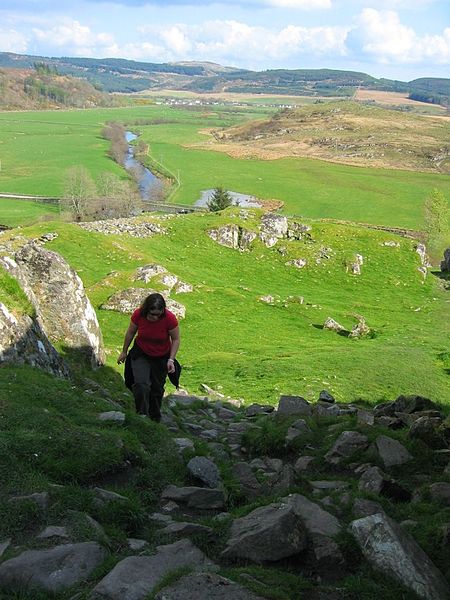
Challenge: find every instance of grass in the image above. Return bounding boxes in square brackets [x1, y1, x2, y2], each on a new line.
[0, 103, 449, 229]
[4, 207, 449, 407]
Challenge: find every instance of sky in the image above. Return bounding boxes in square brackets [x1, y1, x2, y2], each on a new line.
[0, 0, 449, 81]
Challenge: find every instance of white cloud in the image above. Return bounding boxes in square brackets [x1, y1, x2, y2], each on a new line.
[0, 28, 28, 53]
[349, 8, 450, 65]
[137, 20, 347, 65]
[31, 19, 114, 56]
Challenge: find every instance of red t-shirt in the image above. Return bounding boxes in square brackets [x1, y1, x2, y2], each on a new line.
[131, 308, 178, 357]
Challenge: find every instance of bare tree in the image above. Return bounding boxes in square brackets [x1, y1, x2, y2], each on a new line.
[61, 166, 97, 221]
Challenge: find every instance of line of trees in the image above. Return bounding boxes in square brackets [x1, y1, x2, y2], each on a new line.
[102, 122, 128, 165]
[60, 166, 142, 222]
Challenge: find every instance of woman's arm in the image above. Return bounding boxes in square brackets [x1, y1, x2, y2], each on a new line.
[117, 321, 138, 364]
[167, 326, 180, 373]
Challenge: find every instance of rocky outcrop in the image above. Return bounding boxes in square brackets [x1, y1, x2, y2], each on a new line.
[208, 225, 257, 251]
[1, 243, 105, 368]
[0, 302, 69, 377]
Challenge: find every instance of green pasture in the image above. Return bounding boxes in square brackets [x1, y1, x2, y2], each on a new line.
[10, 209, 450, 407]
[0, 104, 449, 229]
[0, 197, 59, 227]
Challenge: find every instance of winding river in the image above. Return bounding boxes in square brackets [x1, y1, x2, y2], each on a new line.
[124, 132, 161, 200]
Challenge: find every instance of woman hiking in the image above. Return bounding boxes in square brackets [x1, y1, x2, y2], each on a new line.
[117, 292, 180, 422]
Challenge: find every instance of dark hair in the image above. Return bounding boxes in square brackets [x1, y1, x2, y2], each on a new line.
[140, 293, 166, 318]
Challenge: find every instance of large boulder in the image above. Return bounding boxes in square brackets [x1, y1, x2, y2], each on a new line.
[350, 513, 449, 600]
[222, 500, 306, 562]
[2, 243, 104, 368]
[90, 539, 213, 600]
[208, 226, 256, 251]
[374, 435, 413, 468]
[283, 494, 341, 537]
[0, 302, 69, 377]
[0, 542, 106, 594]
[324, 431, 369, 465]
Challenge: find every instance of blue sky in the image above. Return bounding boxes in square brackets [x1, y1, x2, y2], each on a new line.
[1, 0, 449, 81]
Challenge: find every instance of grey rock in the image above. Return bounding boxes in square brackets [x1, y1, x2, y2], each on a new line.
[90, 539, 213, 600]
[232, 462, 264, 500]
[187, 456, 221, 489]
[98, 411, 126, 424]
[161, 485, 225, 510]
[93, 488, 128, 506]
[357, 409, 375, 426]
[309, 480, 350, 491]
[261, 213, 288, 237]
[284, 493, 341, 537]
[161, 522, 213, 536]
[409, 417, 447, 449]
[78, 218, 165, 238]
[352, 498, 386, 519]
[173, 438, 195, 454]
[392, 395, 439, 414]
[0, 540, 11, 558]
[134, 263, 167, 283]
[11, 243, 104, 367]
[245, 403, 274, 417]
[429, 482, 450, 506]
[127, 538, 148, 551]
[222, 501, 306, 562]
[294, 456, 316, 473]
[325, 431, 369, 465]
[154, 572, 265, 600]
[166, 394, 207, 407]
[277, 395, 312, 416]
[9, 492, 49, 511]
[37, 526, 70, 540]
[350, 513, 449, 600]
[309, 533, 345, 582]
[319, 390, 335, 403]
[285, 418, 311, 444]
[0, 302, 69, 377]
[374, 435, 413, 468]
[323, 317, 345, 332]
[0, 542, 105, 593]
[358, 466, 411, 502]
[440, 247, 450, 272]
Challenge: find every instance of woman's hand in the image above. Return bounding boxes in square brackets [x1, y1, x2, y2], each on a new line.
[117, 351, 128, 364]
[167, 358, 175, 373]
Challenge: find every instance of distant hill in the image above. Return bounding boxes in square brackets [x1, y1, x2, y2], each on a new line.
[0, 63, 120, 110]
[0, 52, 449, 105]
[206, 100, 450, 173]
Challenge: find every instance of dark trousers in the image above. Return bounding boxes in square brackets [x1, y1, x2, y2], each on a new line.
[130, 354, 167, 422]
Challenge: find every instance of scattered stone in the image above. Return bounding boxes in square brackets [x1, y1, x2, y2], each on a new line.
[154, 572, 265, 600]
[187, 457, 221, 489]
[357, 409, 375, 426]
[127, 538, 148, 551]
[9, 492, 49, 511]
[392, 395, 439, 414]
[134, 264, 167, 283]
[352, 498, 386, 519]
[101, 288, 186, 319]
[173, 438, 195, 454]
[294, 456, 316, 474]
[348, 316, 370, 338]
[325, 431, 369, 465]
[319, 390, 335, 403]
[323, 317, 345, 332]
[245, 404, 274, 417]
[161, 522, 213, 536]
[284, 494, 341, 537]
[374, 435, 413, 468]
[409, 417, 447, 449]
[161, 485, 225, 510]
[277, 395, 312, 416]
[93, 488, 128, 506]
[358, 466, 411, 502]
[350, 513, 449, 600]
[285, 258, 307, 269]
[429, 483, 450, 506]
[98, 411, 126, 424]
[232, 462, 264, 501]
[285, 419, 311, 444]
[78, 217, 165, 238]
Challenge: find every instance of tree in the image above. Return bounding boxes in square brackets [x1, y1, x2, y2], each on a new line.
[61, 166, 97, 221]
[207, 187, 233, 212]
[424, 188, 449, 255]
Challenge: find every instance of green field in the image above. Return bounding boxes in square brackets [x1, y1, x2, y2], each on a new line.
[0, 104, 449, 230]
[6, 209, 449, 406]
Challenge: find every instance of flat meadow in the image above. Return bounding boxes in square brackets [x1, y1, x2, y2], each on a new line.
[0, 102, 449, 230]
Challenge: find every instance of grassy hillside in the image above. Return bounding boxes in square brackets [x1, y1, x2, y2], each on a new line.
[212, 100, 450, 173]
[3, 209, 449, 407]
[0, 67, 119, 111]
